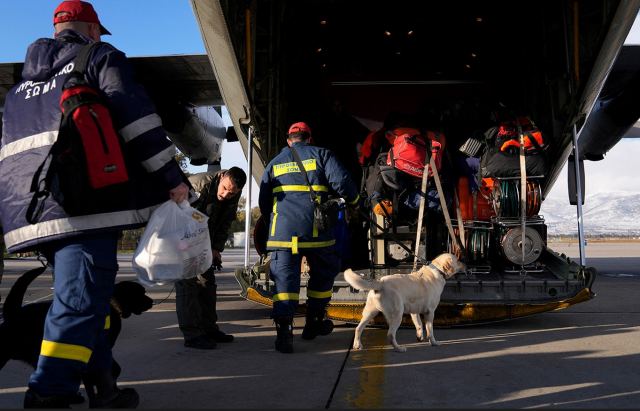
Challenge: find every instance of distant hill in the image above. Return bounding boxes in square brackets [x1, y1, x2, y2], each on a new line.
[540, 191, 640, 236]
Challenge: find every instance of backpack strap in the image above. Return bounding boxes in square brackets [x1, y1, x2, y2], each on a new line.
[288, 145, 319, 204]
[25, 155, 54, 224]
[67, 42, 102, 83]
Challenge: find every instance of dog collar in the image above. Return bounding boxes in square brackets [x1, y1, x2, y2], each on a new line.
[110, 299, 123, 317]
[429, 263, 447, 279]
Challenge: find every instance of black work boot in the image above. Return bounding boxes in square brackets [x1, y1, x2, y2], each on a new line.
[184, 335, 217, 349]
[90, 388, 139, 409]
[274, 316, 294, 353]
[24, 389, 71, 409]
[302, 309, 334, 340]
[85, 369, 140, 408]
[206, 328, 234, 343]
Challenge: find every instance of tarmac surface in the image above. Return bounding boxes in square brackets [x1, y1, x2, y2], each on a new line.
[0, 240, 639, 409]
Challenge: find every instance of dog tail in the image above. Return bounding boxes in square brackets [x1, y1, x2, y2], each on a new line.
[343, 268, 382, 291]
[2, 265, 47, 322]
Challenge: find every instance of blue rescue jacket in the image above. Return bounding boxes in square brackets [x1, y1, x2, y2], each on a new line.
[258, 142, 359, 253]
[0, 30, 184, 252]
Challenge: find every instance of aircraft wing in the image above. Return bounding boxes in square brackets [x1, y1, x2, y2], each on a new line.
[1, 54, 221, 109]
[577, 45, 640, 161]
[128, 54, 222, 107]
[1, 54, 227, 165]
[624, 120, 640, 138]
[0, 61, 22, 108]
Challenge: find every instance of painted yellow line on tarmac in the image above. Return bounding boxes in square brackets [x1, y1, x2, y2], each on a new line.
[346, 328, 387, 408]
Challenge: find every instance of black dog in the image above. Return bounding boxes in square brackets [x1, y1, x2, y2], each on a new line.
[0, 265, 153, 404]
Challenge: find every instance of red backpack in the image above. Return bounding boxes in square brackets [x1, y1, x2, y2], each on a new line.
[387, 128, 445, 178]
[27, 42, 129, 222]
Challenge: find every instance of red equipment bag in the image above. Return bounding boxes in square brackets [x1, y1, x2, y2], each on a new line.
[59, 84, 128, 189]
[387, 129, 445, 178]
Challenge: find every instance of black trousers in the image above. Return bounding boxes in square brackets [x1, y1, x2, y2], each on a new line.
[175, 266, 219, 340]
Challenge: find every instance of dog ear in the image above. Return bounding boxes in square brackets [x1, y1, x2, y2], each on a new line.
[440, 254, 454, 273]
[111, 281, 154, 318]
[118, 300, 133, 318]
[132, 296, 154, 315]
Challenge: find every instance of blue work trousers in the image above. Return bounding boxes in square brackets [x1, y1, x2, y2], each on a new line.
[28, 232, 119, 397]
[270, 247, 339, 318]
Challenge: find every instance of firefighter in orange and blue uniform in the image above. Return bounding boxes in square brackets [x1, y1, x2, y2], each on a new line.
[258, 122, 359, 353]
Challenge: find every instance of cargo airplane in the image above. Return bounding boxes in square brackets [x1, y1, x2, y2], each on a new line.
[1, 0, 639, 326]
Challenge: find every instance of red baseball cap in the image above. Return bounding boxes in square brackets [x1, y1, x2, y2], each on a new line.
[53, 1, 111, 35]
[288, 122, 312, 136]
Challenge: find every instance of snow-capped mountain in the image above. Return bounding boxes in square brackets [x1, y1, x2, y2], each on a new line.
[540, 191, 640, 236]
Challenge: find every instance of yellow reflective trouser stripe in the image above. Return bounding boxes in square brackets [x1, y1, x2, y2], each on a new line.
[267, 239, 335, 253]
[273, 292, 300, 302]
[307, 289, 333, 299]
[348, 194, 360, 205]
[40, 340, 92, 364]
[272, 185, 328, 193]
[271, 199, 278, 236]
[104, 315, 111, 330]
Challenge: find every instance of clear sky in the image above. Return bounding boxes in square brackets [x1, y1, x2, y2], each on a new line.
[0, 1, 205, 60]
[1, 2, 638, 208]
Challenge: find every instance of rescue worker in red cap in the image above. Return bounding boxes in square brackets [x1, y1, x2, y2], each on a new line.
[0, 1, 189, 407]
[258, 122, 360, 353]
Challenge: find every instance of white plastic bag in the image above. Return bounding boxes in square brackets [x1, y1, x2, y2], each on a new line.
[133, 200, 212, 286]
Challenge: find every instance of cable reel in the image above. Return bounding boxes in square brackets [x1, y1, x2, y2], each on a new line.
[492, 180, 541, 217]
[467, 227, 490, 263]
[500, 226, 544, 265]
[451, 224, 491, 264]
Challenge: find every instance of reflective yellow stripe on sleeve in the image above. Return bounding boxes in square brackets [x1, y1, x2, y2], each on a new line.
[307, 288, 333, 299]
[271, 199, 278, 236]
[266, 239, 336, 250]
[40, 340, 92, 364]
[272, 185, 328, 193]
[348, 194, 360, 205]
[273, 292, 300, 302]
[104, 315, 110, 330]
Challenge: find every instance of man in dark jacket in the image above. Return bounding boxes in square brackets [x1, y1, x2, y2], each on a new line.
[0, 1, 189, 407]
[176, 167, 247, 349]
[259, 122, 360, 353]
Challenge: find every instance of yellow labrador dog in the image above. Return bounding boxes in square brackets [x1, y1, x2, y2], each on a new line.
[344, 253, 466, 352]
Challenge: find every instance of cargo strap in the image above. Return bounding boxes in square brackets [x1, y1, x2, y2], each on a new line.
[412, 137, 431, 270]
[453, 186, 466, 251]
[516, 120, 527, 272]
[429, 152, 465, 262]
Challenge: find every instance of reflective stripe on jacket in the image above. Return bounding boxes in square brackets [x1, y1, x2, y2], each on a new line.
[258, 142, 359, 252]
[0, 30, 184, 252]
